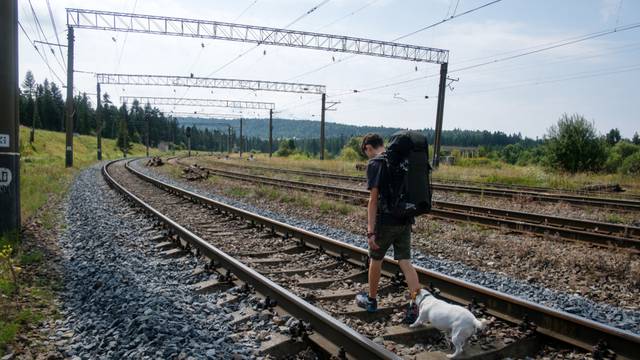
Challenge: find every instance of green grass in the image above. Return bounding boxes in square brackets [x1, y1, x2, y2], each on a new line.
[0, 322, 19, 350]
[19, 250, 43, 265]
[227, 186, 249, 197]
[19, 126, 161, 222]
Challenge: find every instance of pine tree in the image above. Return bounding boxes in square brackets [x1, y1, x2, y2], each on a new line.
[117, 103, 131, 156]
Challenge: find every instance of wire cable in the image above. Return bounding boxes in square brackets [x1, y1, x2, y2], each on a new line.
[45, 0, 66, 71]
[233, 0, 258, 22]
[18, 21, 66, 86]
[206, 0, 331, 77]
[286, 0, 503, 81]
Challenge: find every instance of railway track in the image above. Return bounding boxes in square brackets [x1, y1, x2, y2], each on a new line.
[191, 157, 640, 211]
[104, 158, 640, 359]
[175, 161, 640, 253]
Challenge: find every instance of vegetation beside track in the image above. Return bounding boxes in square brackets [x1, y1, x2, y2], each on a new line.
[0, 126, 165, 356]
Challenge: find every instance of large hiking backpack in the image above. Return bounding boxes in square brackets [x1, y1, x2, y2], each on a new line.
[383, 130, 432, 219]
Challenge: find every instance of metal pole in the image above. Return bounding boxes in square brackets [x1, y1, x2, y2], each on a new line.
[96, 83, 102, 160]
[30, 93, 37, 144]
[145, 113, 150, 157]
[269, 109, 273, 158]
[320, 93, 326, 160]
[170, 115, 175, 154]
[227, 126, 231, 154]
[433, 62, 448, 168]
[239, 118, 243, 158]
[0, 0, 20, 235]
[65, 26, 75, 167]
[188, 136, 191, 157]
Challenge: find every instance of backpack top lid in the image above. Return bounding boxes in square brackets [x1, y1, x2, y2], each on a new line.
[387, 130, 428, 163]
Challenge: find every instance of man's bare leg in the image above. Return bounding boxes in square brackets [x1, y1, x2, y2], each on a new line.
[398, 259, 420, 297]
[369, 259, 383, 298]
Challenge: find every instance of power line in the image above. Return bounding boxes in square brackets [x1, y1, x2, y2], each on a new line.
[206, 0, 332, 76]
[18, 21, 66, 86]
[450, 22, 640, 74]
[233, 0, 258, 22]
[336, 21, 640, 97]
[45, 0, 66, 71]
[454, 63, 640, 96]
[394, 0, 502, 41]
[286, 0, 503, 81]
[315, 0, 379, 30]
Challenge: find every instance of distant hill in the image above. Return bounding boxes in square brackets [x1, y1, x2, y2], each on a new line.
[176, 117, 406, 140]
[175, 116, 536, 148]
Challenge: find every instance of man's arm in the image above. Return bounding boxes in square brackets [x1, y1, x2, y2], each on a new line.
[368, 187, 380, 250]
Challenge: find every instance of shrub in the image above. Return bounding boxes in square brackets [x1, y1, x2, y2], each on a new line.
[543, 113, 606, 173]
[339, 136, 367, 162]
[620, 152, 640, 175]
[339, 147, 362, 162]
[604, 141, 639, 173]
[500, 143, 524, 165]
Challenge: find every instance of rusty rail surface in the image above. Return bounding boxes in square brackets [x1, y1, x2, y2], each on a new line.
[115, 159, 640, 359]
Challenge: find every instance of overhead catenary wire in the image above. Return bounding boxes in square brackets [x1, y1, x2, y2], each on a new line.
[206, 0, 331, 77]
[315, 0, 379, 31]
[331, 20, 640, 98]
[27, 0, 66, 76]
[18, 20, 66, 86]
[233, 0, 259, 22]
[45, 0, 66, 71]
[285, 0, 503, 82]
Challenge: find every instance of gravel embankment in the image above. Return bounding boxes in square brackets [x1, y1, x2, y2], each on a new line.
[45, 164, 262, 359]
[132, 159, 640, 335]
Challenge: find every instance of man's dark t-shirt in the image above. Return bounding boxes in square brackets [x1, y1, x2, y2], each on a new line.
[366, 154, 413, 226]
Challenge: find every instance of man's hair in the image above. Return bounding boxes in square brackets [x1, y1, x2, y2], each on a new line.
[361, 133, 384, 155]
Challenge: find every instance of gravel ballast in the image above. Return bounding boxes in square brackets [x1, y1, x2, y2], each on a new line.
[132, 159, 640, 336]
[47, 164, 259, 359]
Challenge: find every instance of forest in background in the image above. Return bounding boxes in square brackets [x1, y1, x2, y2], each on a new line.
[17, 71, 639, 174]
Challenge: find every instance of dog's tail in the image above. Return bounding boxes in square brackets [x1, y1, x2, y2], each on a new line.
[474, 318, 489, 331]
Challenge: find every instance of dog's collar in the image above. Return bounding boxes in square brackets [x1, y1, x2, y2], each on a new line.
[416, 292, 433, 307]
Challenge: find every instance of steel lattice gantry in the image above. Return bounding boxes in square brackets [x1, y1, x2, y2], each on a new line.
[95, 74, 321, 157]
[101, 74, 325, 95]
[66, 8, 449, 64]
[120, 96, 275, 110]
[120, 95, 275, 158]
[67, 8, 450, 164]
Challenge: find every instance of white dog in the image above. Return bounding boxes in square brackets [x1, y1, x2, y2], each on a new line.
[410, 289, 488, 358]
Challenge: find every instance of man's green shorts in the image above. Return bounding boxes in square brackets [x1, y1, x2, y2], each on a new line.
[369, 224, 411, 260]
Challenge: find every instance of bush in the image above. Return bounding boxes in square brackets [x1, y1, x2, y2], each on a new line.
[604, 141, 639, 173]
[501, 143, 524, 165]
[543, 113, 606, 173]
[339, 136, 367, 162]
[275, 139, 296, 157]
[620, 152, 640, 175]
[339, 147, 362, 162]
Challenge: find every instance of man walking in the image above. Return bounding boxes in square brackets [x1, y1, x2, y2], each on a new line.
[355, 133, 421, 323]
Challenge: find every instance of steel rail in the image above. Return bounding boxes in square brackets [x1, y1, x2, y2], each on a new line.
[196, 159, 640, 211]
[122, 159, 640, 359]
[102, 160, 399, 360]
[185, 163, 640, 252]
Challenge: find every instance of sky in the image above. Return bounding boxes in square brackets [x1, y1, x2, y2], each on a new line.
[17, 0, 640, 139]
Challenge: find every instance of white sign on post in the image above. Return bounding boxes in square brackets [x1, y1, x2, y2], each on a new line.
[0, 168, 12, 186]
[0, 134, 9, 148]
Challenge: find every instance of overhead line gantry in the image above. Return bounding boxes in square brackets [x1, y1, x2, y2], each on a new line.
[121, 96, 274, 158]
[119, 96, 276, 110]
[66, 8, 450, 164]
[97, 73, 321, 158]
